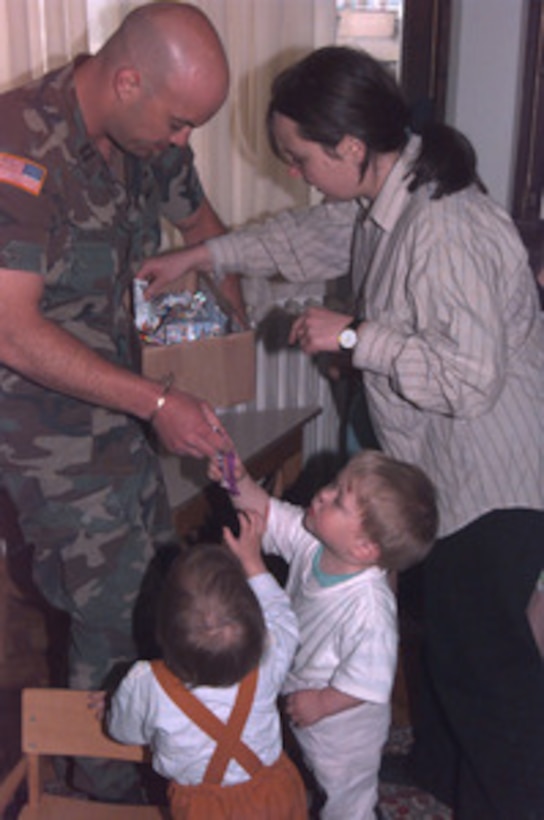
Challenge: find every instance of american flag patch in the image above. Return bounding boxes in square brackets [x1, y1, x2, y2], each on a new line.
[0, 152, 47, 196]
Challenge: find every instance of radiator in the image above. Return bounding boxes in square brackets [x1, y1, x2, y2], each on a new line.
[251, 339, 339, 460]
[228, 291, 340, 464]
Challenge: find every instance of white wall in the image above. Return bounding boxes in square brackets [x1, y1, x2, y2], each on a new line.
[446, 0, 528, 209]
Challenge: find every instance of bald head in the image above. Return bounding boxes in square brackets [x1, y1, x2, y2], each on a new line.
[109, 2, 229, 109]
[80, 2, 230, 158]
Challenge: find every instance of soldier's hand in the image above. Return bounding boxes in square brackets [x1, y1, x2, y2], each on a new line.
[151, 387, 229, 459]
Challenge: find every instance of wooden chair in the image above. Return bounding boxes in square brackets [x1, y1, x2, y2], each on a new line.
[0, 688, 168, 818]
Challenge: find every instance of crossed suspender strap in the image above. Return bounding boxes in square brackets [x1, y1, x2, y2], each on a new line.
[151, 660, 262, 784]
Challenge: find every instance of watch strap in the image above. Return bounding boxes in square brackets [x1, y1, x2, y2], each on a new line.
[346, 317, 362, 332]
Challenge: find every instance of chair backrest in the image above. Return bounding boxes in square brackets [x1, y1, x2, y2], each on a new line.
[19, 688, 166, 819]
[22, 688, 147, 761]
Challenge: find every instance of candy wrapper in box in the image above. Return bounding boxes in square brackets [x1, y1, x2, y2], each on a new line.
[137, 274, 256, 407]
[133, 278, 230, 346]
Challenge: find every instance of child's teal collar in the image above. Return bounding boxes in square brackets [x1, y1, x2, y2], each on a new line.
[312, 545, 364, 587]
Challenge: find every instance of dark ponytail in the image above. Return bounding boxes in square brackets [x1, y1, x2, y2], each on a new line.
[408, 122, 487, 199]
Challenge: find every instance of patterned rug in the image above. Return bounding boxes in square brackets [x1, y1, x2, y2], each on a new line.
[377, 727, 452, 819]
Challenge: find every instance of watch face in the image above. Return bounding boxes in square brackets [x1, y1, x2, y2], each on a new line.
[339, 327, 358, 350]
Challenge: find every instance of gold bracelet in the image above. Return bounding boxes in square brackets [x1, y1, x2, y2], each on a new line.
[149, 373, 174, 424]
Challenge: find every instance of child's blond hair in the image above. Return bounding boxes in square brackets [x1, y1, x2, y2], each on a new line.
[344, 450, 438, 571]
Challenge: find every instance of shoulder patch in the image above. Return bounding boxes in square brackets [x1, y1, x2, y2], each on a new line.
[0, 153, 47, 196]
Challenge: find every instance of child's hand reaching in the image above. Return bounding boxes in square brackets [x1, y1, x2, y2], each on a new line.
[223, 508, 266, 577]
[209, 444, 270, 518]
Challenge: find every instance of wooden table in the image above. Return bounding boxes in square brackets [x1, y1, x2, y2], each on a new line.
[160, 406, 321, 537]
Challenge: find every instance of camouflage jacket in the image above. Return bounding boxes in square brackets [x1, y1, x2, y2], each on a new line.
[0, 58, 204, 453]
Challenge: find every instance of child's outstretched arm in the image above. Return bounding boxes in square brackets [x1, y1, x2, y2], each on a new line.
[223, 508, 266, 578]
[208, 447, 270, 519]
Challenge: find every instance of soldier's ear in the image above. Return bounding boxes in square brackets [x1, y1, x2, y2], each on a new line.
[114, 67, 142, 103]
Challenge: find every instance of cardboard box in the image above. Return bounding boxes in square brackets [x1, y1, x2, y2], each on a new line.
[142, 329, 256, 408]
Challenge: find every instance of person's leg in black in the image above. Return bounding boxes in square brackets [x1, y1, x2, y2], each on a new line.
[419, 510, 544, 819]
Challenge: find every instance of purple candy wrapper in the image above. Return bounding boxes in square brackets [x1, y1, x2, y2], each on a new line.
[221, 451, 239, 495]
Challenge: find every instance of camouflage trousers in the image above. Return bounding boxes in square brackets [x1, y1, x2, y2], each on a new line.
[2, 416, 177, 686]
[1, 416, 177, 800]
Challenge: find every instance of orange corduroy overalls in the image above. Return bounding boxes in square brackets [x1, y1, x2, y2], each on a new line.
[151, 660, 308, 820]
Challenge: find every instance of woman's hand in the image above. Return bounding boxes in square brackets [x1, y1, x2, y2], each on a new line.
[137, 243, 213, 298]
[289, 306, 354, 355]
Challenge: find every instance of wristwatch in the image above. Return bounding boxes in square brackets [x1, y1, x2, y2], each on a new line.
[338, 317, 361, 351]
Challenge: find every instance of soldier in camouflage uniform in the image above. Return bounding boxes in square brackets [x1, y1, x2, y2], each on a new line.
[0, 2, 240, 800]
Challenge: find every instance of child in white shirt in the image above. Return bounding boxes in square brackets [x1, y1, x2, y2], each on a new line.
[107, 538, 307, 819]
[209, 448, 438, 820]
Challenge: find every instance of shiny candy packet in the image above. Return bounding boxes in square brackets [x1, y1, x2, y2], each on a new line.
[133, 278, 161, 334]
[156, 318, 225, 345]
[133, 278, 229, 346]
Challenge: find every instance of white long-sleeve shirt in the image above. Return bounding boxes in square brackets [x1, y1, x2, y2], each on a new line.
[108, 573, 299, 786]
[207, 137, 544, 536]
